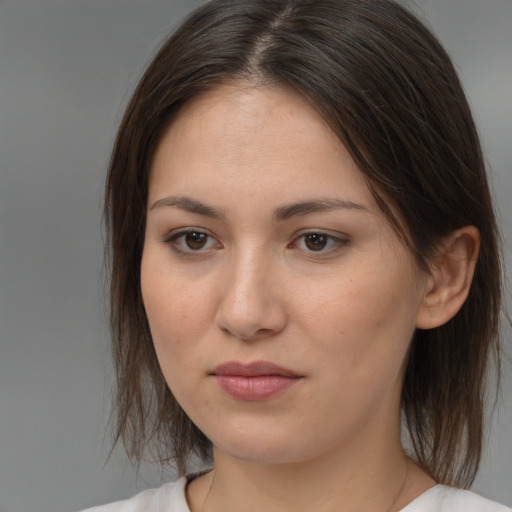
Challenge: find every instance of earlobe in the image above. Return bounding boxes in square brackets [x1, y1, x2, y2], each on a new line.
[416, 226, 480, 330]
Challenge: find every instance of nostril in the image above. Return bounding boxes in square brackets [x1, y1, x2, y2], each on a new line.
[220, 326, 276, 342]
[254, 328, 274, 337]
[242, 328, 276, 342]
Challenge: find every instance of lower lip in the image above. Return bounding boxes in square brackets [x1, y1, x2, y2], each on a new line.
[214, 375, 300, 401]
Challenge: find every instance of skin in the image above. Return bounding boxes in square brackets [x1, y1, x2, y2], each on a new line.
[141, 82, 444, 511]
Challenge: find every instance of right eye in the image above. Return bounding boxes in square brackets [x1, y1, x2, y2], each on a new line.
[165, 229, 222, 254]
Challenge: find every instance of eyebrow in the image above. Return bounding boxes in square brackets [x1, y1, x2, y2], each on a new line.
[273, 198, 369, 220]
[149, 195, 369, 220]
[150, 196, 225, 219]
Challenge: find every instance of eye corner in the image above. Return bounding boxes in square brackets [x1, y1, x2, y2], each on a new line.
[163, 228, 223, 256]
[289, 230, 350, 256]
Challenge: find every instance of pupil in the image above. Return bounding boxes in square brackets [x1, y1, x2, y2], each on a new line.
[185, 232, 207, 249]
[305, 234, 327, 251]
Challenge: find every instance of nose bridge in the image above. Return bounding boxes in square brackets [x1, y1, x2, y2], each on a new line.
[216, 242, 286, 340]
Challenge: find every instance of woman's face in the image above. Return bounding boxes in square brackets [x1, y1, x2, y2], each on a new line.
[141, 83, 430, 465]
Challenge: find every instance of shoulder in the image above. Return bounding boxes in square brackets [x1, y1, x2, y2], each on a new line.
[79, 476, 190, 512]
[402, 484, 511, 512]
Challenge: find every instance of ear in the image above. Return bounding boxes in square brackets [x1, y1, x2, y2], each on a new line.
[416, 226, 480, 330]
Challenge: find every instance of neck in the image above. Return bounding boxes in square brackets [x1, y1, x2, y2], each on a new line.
[196, 424, 431, 512]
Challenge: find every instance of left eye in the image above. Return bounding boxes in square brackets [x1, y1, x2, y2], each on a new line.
[291, 232, 347, 252]
[166, 230, 221, 252]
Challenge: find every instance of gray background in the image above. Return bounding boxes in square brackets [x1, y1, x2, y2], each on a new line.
[0, 1, 511, 511]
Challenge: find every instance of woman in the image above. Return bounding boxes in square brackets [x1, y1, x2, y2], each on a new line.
[85, 0, 509, 510]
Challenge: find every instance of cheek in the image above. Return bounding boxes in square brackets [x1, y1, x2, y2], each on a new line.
[140, 271, 211, 417]
[140, 252, 213, 367]
[295, 260, 421, 372]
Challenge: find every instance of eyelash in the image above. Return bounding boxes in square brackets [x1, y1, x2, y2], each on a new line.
[165, 229, 220, 256]
[288, 232, 348, 254]
[164, 229, 348, 256]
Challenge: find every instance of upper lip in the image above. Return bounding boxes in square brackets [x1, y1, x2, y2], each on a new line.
[211, 361, 300, 377]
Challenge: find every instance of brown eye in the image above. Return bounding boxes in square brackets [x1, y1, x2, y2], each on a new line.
[290, 232, 348, 255]
[185, 231, 208, 250]
[304, 233, 328, 251]
[166, 229, 221, 255]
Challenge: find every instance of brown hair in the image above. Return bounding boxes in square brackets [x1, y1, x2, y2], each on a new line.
[105, 0, 502, 485]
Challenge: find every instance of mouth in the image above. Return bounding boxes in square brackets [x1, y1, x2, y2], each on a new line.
[210, 361, 302, 401]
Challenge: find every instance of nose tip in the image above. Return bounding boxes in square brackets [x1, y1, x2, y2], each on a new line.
[215, 263, 287, 341]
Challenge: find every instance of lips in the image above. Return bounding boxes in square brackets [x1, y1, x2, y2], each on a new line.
[211, 361, 302, 401]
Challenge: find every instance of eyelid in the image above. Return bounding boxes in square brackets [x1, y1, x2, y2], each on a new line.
[164, 227, 222, 255]
[289, 230, 349, 254]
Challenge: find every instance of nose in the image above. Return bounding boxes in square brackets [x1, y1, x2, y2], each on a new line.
[215, 251, 287, 341]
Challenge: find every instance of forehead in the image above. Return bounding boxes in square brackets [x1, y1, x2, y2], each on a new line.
[150, 81, 371, 204]
[171, 81, 330, 135]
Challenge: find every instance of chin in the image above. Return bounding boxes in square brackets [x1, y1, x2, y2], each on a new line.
[216, 445, 305, 466]
[209, 427, 329, 467]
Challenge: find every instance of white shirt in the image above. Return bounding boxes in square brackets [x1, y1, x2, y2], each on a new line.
[81, 477, 511, 512]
